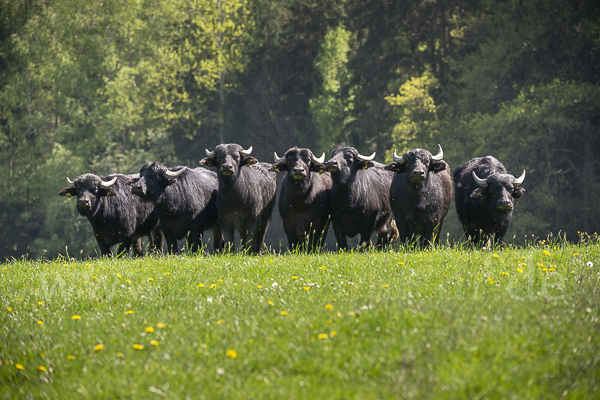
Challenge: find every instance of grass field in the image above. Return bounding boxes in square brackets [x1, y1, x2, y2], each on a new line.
[1, 240, 600, 399]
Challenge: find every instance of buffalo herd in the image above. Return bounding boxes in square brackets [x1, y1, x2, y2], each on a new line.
[60, 143, 526, 256]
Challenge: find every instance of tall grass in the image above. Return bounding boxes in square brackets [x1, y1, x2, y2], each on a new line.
[1, 242, 599, 399]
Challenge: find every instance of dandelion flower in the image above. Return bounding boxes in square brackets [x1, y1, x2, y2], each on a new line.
[383, 284, 389, 288]
[226, 349, 237, 358]
[292, 276, 298, 280]
[116, 273, 122, 278]
[125, 310, 133, 315]
[157, 323, 166, 328]
[325, 304, 334, 310]
[317, 333, 328, 339]
[67, 355, 75, 360]
[37, 320, 44, 326]
[280, 311, 288, 316]
[132, 344, 143, 350]
[501, 272, 508, 276]
[145, 326, 155, 333]
[217, 319, 225, 325]
[303, 286, 310, 291]
[248, 339, 253, 344]
[164, 272, 170, 275]
[148, 278, 154, 282]
[15, 364, 24, 370]
[7, 307, 12, 312]
[72, 315, 81, 320]
[150, 340, 159, 346]
[37, 366, 46, 372]
[542, 268, 548, 272]
[38, 302, 44, 306]
[92, 276, 97, 279]
[267, 301, 274, 306]
[126, 279, 131, 284]
[493, 253, 499, 258]
[257, 285, 262, 289]
[517, 268, 523, 273]
[573, 253, 579, 257]
[93, 344, 104, 351]
[331, 331, 337, 336]
[543, 250, 551, 256]
[319, 266, 326, 270]
[399, 262, 404, 265]
[327, 319, 332, 324]
[116, 353, 124, 358]
[198, 283, 204, 287]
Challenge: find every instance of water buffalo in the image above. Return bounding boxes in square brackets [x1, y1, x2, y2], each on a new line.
[384, 145, 453, 247]
[131, 162, 222, 254]
[272, 147, 332, 252]
[199, 144, 276, 254]
[454, 156, 526, 245]
[59, 173, 163, 257]
[324, 146, 397, 250]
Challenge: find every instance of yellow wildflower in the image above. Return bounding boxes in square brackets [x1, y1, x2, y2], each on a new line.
[317, 333, 328, 339]
[257, 285, 262, 289]
[330, 331, 337, 336]
[145, 326, 155, 333]
[268, 301, 274, 306]
[148, 278, 154, 282]
[198, 283, 204, 287]
[67, 355, 75, 360]
[125, 310, 133, 315]
[7, 307, 12, 312]
[116, 353, 124, 358]
[217, 319, 225, 325]
[226, 349, 237, 358]
[543, 250, 551, 256]
[291, 276, 298, 280]
[37, 320, 44, 326]
[383, 284, 389, 288]
[303, 286, 310, 291]
[157, 323, 166, 328]
[93, 344, 104, 351]
[38, 302, 44, 306]
[37, 366, 46, 372]
[132, 344, 143, 350]
[116, 273, 122, 278]
[493, 253, 499, 258]
[126, 280, 131, 284]
[92, 276, 97, 279]
[280, 311, 288, 316]
[501, 272, 508, 276]
[72, 315, 81, 320]
[319, 266, 326, 270]
[325, 304, 334, 310]
[150, 340, 159, 346]
[517, 268, 523, 273]
[15, 364, 24, 370]
[248, 339, 254, 344]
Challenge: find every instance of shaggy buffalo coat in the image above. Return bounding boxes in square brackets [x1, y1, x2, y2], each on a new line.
[199, 143, 276, 254]
[59, 173, 163, 257]
[131, 162, 222, 254]
[272, 147, 332, 252]
[385, 147, 453, 246]
[454, 156, 526, 245]
[325, 146, 396, 250]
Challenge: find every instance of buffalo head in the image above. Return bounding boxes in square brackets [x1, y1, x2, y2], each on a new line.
[471, 170, 526, 214]
[271, 147, 326, 180]
[384, 144, 446, 184]
[131, 162, 187, 200]
[324, 146, 376, 183]
[199, 144, 257, 179]
[59, 174, 118, 215]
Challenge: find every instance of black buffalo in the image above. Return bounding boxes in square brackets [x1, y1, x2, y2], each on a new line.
[272, 147, 332, 252]
[131, 162, 222, 254]
[199, 144, 276, 254]
[384, 145, 453, 246]
[454, 156, 526, 245]
[59, 173, 163, 257]
[324, 146, 397, 250]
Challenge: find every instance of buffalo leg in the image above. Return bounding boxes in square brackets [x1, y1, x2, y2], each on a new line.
[221, 223, 236, 253]
[96, 237, 112, 257]
[332, 225, 348, 251]
[130, 236, 144, 257]
[150, 228, 164, 254]
[164, 233, 179, 254]
[116, 238, 132, 258]
[211, 224, 224, 253]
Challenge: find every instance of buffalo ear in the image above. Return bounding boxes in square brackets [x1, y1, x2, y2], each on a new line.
[100, 188, 116, 197]
[384, 162, 405, 173]
[512, 187, 526, 198]
[471, 188, 486, 198]
[59, 187, 76, 197]
[242, 156, 258, 167]
[431, 161, 446, 174]
[357, 160, 374, 170]
[309, 162, 326, 174]
[271, 162, 288, 173]
[199, 157, 217, 168]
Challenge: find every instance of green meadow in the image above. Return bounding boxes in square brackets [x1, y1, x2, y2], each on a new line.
[1, 241, 599, 399]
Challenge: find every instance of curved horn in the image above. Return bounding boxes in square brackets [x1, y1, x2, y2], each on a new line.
[273, 152, 286, 164]
[513, 169, 526, 186]
[311, 152, 325, 164]
[66, 177, 75, 187]
[100, 176, 118, 188]
[431, 144, 444, 161]
[240, 145, 253, 155]
[392, 150, 404, 163]
[205, 148, 215, 157]
[356, 151, 376, 161]
[164, 166, 187, 178]
[472, 171, 488, 187]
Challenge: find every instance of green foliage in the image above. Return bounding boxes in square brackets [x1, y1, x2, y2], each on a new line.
[1, 245, 599, 397]
[309, 25, 355, 153]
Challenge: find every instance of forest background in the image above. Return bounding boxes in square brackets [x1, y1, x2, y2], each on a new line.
[0, 0, 598, 259]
